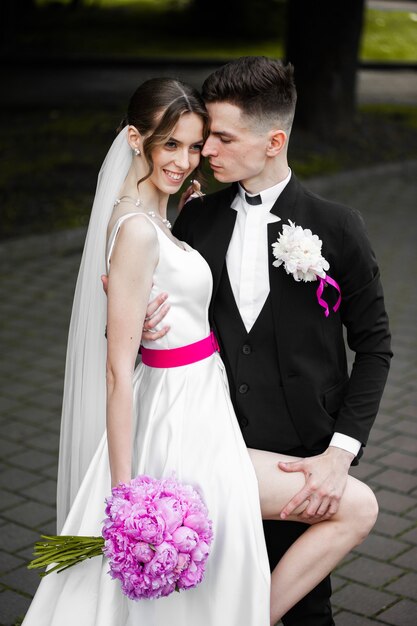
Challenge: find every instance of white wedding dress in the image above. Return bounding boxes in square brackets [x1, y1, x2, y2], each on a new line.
[23, 213, 270, 626]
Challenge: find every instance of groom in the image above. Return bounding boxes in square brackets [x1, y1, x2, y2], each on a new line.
[149, 57, 392, 624]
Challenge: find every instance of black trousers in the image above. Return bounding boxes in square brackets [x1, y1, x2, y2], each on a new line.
[264, 520, 334, 625]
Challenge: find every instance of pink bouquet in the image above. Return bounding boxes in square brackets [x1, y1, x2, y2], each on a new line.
[28, 475, 213, 601]
[103, 474, 213, 599]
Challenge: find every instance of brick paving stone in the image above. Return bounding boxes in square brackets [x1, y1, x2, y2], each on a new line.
[388, 419, 417, 437]
[22, 391, 62, 412]
[0, 442, 22, 460]
[366, 426, 392, 444]
[28, 432, 60, 454]
[8, 450, 56, 472]
[393, 546, 417, 571]
[349, 461, 380, 481]
[38, 463, 58, 480]
[378, 451, 417, 472]
[332, 582, 395, 615]
[374, 413, 397, 427]
[401, 406, 417, 419]
[1, 565, 39, 599]
[333, 612, 386, 625]
[337, 556, 403, 587]
[1, 421, 41, 444]
[374, 511, 415, 537]
[20, 480, 56, 508]
[405, 506, 417, 522]
[354, 533, 409, 561]
[377, 599, 417, 626]
[371, 469, 417, 494]
[382, 435, 417, 455]
[2, 502, 55, 530]
[0, 492, 26, 514]
[375, 489, 416, 514]
[385, 571, 417, 598]
[0, 383, 33, 400]
[0, 553, 25, 576]
[399, 525, 417, 544]
[362, 444, 387, 462]
[0, 589, 31, 626]
[0, 398, 22, 413]
[0, 525, 40, 554]
[0, 469, 41, 492]
[6, 406, 54, 425]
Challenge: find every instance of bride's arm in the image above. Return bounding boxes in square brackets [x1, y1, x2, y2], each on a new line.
[106, 217, 158, 487]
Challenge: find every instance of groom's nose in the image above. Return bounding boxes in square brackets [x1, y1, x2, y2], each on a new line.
[202, 135, 218, 158]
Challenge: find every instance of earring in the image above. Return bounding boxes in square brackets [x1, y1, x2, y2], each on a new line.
[134, 148, 141, 156]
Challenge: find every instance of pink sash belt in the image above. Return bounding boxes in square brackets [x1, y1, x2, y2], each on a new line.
[141, 331, 219, 368]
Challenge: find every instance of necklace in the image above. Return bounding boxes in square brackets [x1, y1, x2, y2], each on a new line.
[114, 196, 172, 229]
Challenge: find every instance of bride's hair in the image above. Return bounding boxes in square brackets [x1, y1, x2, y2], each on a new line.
[121, 78, 209, 187]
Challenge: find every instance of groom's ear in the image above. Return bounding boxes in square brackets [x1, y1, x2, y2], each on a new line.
[266, 129, 287, 157]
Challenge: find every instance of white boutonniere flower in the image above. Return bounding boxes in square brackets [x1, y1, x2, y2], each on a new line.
[271, 220, 341, 317]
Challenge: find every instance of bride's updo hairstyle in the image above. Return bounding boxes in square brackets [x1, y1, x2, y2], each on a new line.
[123, 78, 209, 186]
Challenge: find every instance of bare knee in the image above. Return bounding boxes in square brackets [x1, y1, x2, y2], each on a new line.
[348, 483, 378, 545]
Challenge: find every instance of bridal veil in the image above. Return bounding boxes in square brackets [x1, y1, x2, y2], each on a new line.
[57, 127, 131, 532]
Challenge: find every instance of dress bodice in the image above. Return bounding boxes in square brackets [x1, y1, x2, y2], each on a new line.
[106, 212, 213, 350]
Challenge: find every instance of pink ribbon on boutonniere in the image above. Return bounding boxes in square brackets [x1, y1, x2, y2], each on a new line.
[316, 275, 342, 317]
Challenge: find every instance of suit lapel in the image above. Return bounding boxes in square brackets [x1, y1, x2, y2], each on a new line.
[203, 185, 238, 319]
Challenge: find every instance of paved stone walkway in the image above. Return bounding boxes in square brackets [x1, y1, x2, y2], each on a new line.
[0, 161, 416, 624]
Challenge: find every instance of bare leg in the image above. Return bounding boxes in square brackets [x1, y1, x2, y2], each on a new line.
[248, 448, 378, 625]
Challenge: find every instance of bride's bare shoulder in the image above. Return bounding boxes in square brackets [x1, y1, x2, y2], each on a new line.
[109, 213, 159, 266]
[110, 212, 157, 243]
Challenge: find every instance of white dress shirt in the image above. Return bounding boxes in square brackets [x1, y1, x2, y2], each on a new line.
[226, 171, 361, 457]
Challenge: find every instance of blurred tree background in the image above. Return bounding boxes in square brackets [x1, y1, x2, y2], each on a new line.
[1, 0, 416, 239]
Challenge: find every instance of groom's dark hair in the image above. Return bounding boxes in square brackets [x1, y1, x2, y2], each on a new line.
[202, 56, 297, 133]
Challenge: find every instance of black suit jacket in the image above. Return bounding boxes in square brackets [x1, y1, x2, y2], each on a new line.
[173, 175, 392, 452]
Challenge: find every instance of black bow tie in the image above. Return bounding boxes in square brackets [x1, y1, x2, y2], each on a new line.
[245, 192, 262, 206]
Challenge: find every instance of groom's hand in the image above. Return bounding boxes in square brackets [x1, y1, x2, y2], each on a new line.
[101, 275, 170, 341]
[142, 292, 171, 341]
[278, 447, 354, 521]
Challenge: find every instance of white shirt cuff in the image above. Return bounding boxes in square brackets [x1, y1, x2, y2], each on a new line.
[330, 433, 361, 457]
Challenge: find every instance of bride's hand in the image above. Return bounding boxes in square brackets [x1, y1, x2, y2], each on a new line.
[178, 179, 204, 213]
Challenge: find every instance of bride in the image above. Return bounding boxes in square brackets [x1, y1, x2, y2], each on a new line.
[23, 78, 377, 626]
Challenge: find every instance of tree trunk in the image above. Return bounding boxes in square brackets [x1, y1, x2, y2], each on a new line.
[285, 0, 365, 136]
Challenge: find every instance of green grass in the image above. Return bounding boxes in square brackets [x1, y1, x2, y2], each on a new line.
[25, 3, 417, 61]
[361, 10, 417, 61]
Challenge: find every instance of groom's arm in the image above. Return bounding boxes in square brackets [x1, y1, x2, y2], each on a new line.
[279, 207, 392, 521]
[334, 208, 392, 442]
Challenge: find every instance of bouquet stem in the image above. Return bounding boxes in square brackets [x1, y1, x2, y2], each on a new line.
[28, 535, 104, 576]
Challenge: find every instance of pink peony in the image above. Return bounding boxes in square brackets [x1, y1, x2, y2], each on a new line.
[191, 541, 210, 562]
[178, 560, 204, 589]
[154, 496, 183, 534]
[144, 542, 178, 577]
[132, 542, 154, 564]
[171, 526, 199, 553]
[184, 512, 210, 534]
